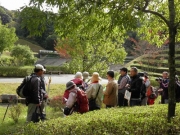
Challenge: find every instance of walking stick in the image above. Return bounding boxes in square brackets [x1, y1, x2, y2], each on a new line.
[45, 76, 52, 114]
[2, 96, 12, 123]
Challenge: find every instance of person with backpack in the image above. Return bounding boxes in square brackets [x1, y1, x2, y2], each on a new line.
[141, 73, 151, 106]
[86, 72, 103, 111]
[63, 81, 89, 115]
[128, 67, 143, 106]
[103, 71, 118, 108]
[146, 86, 157, 105]
[71, 72, 85, 91]
[117, 67, 130, 107]
[26, 64, 46, 122]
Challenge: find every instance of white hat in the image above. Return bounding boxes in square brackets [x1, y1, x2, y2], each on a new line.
[35, 64, 46, 71]
[83, 72, 89, 80]
[75, 72, 83, 79]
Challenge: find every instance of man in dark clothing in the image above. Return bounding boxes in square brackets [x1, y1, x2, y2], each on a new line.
[26, 64, 46, 122]
[117, 67, 130, 107]
[158, 72, 169, 104]
[128, 67, 143, 106]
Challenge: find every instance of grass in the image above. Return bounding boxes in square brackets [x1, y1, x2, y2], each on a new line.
[15, 39, 44, 53]
[0, 83, 66, 98]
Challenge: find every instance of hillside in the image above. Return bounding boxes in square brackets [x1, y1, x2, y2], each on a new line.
[15, 39, 44, 53]
[124, 47, 180, 77]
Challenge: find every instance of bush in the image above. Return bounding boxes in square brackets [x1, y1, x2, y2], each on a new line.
[13, 104, 180, 135]
[49, 95, 64, 111]
[0, 66, 33, 77]
[0, 57, 15, 66]
[9, 104, 24, 123]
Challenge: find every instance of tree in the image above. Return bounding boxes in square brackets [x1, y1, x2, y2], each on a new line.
[0, 23, 18, 54]
[11, 44, 36, 66]
[27, 0, 179, 121]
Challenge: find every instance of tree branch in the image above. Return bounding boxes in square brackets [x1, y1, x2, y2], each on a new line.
[143, 9, 169, 27]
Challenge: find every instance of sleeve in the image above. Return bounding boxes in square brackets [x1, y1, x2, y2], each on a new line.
[85, 85, 93, 99]
[104, 82, 113, 96]
[118, 77, 128, 90]
[32, 77, 41, 104]
[66, 92, 77, 108]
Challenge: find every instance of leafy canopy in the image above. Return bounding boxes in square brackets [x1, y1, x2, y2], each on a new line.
[0, 23, 18, 54]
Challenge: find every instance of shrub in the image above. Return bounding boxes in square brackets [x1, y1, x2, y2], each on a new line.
[9, 104, 24, 123]
[0, 57, 15, 66]
[0, 66, 33, 77]
[13, 104, 180, 135]
[49, 95, 64, 111]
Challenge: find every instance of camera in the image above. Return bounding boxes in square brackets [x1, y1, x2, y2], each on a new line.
[155, 77, 163, 82]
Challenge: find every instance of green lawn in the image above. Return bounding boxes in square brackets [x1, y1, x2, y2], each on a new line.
[0, 83, 66, 98]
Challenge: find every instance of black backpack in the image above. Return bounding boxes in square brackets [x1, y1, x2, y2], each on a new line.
[16, 76, 33, 98]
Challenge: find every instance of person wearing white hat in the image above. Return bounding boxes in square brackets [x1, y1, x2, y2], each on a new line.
[86, 72, 103, 110]
[71, 72, 85, 90]
[26, 64, 46, 122]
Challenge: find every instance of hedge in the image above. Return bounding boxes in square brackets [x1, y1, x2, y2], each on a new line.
[0, 66, 33, 77]
[12, 104, 180, 135]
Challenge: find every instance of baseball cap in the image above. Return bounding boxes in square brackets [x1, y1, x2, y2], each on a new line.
[35, 64, 46, 71]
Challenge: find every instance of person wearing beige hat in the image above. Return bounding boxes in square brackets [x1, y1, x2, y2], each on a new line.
[86, 72, 103, 110]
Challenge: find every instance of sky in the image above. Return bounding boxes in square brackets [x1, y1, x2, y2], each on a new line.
[0, 0, 58, 12]
[0, 0, 30, 10]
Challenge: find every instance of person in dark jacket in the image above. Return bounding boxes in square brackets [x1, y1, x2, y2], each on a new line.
[128, 67, 143, 106]
[26, 64, 46, 122]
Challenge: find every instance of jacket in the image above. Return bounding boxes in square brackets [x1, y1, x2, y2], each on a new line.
[118, 74, 130, 94]
[129, 75, 143, 99]
[86, 82, 103, 108]
[65, 89, 77, 109]
[27, 75, 43, 104]
[103, 80, 118, 106]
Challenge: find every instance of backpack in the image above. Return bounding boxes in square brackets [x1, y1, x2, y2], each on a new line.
[146, 86, 157, 99]
[16, 76, 33, 98]
[76, 89, 89, 113]
[63, 89, 89, 114]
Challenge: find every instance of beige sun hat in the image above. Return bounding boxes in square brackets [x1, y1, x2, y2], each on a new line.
[91, 72, 101, 82]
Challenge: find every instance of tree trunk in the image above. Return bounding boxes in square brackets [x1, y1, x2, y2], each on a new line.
[168, 0, 176, 122]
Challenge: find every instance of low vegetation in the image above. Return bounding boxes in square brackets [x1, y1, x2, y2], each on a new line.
[6, 104, 180, 135]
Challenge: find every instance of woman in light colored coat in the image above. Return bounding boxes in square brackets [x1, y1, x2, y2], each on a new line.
[86, 72, 103, 108]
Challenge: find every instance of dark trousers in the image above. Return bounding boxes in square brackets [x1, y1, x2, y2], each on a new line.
[130, 100, 141, 106]
[118, 93, 128, 107]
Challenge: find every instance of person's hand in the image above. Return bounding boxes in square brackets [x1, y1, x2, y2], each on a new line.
[158, 89, 163, 92]
[36, 104, 41, 106]
[44, 94, 48, 98]
[125, 84, 130, 87]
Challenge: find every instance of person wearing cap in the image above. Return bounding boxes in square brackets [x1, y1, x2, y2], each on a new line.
[86, 72, 103, 110]
[63, 81, 78, 115]
[71, 72, 85, 91]
[26, 64, 46, 122]
[82, 71, 90, 91]
[117, 67, 130, 107]
[103, 71, 118, 108]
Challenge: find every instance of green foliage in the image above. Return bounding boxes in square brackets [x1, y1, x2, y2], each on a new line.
[9, 104, 24, 123]
[0, 23, 18, 53]
[0, 57, 15, 66]
[0, 66, 33, 77]
[11, 44, 36, 66]
[12, 104, 180, 135]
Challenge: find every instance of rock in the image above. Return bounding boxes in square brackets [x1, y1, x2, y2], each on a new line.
[0, 94, 18, 103]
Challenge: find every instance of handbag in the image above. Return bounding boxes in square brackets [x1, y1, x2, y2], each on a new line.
[31, 106, 43, 123]
[89, 85, 101, 111]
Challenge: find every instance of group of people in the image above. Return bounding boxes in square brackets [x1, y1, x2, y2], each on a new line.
[23, 64, 180, 122]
